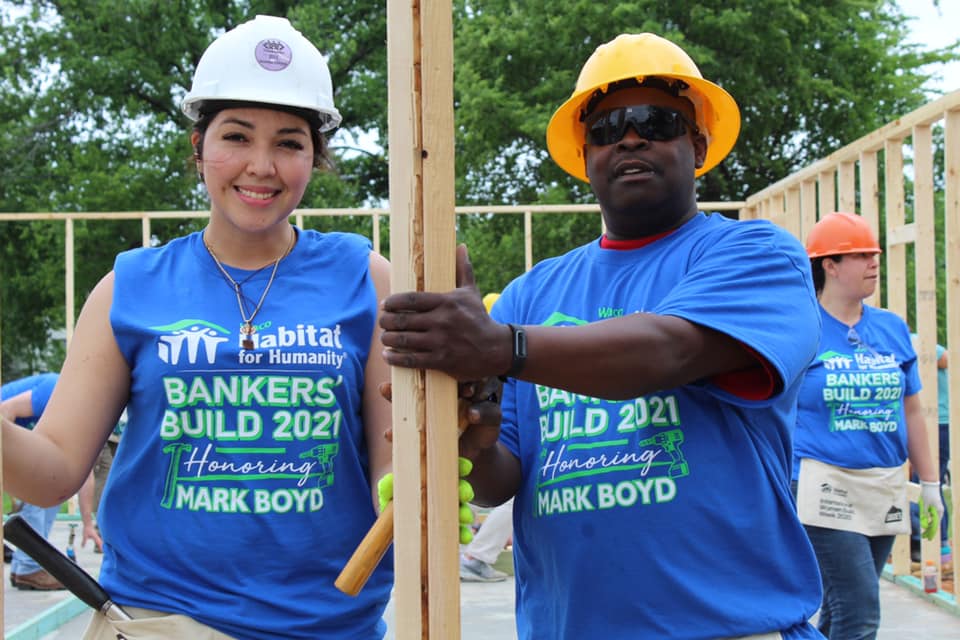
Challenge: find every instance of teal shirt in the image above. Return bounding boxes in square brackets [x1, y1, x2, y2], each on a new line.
[937, 344, 949, 424]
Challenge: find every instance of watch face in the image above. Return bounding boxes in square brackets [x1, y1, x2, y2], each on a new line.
[507, 324, 527, 377]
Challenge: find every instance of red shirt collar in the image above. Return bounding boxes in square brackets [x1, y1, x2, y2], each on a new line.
[600, 229, 675, 250]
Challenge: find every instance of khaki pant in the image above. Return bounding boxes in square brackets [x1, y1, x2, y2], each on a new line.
[83, 606, 237, 640]
[92, 442, 115, 513]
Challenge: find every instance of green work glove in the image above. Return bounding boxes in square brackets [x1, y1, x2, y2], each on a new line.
[376, 460, 476, 545]
[459, 457, 476, 544]
[919, 496, 938, 542]
[919, 481, 944, 542]
[377, 473, 394, 513]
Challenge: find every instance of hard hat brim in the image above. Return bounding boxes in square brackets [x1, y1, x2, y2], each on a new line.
[546, 73, 740, 183]
[181, 93, 342, 132]
[807, 247, 883, 259]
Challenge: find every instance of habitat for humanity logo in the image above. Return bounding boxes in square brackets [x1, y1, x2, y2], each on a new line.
[152, 319, 230, 365]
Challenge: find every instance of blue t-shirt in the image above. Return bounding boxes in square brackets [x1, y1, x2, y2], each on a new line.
[936, 343, 949, 424]
[794, 305, 921, 474]
[0, 373, 59, 428]
[100, 229, 391, 640]
[493, 213, 824, 640]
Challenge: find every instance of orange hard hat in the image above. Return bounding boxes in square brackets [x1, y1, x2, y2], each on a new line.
[805, 212, 882, 259]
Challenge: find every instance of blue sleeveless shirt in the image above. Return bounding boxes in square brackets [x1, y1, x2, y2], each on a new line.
[99, 229, 391, 639]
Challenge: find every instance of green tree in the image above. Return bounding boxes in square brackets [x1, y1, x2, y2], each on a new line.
[0, 0, 389, 377]
[451, 0, 956, 292]
[1, 0, 956, 376]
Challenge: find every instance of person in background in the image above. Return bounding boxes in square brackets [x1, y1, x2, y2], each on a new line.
[379, 33, 826, 640]
[908, 334, 951, 562]
[459, 496, 513, 582]
[2, 16, 400, 640]
[935, 343, 951, 560]
[794, 211, 943, 639]
[2, 372, 100, 589]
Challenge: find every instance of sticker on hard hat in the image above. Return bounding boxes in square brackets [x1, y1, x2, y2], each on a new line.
[255, 39, 292, 71]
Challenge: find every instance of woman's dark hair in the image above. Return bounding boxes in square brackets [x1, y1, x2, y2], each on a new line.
[810, 254, 843, 293]
[191, 100, 334, 173]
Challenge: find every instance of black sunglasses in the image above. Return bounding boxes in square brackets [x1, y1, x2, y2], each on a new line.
[584, 105, 697, 147]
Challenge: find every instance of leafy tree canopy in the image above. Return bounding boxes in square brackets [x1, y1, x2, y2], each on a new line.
[0, 0, 956, 377]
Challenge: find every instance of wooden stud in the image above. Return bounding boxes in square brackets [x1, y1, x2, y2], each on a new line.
[912, 124, 941, 572]
[387, 1, 460, 637]
[859, 151, 881, 307]
[943, 107, 960, 595]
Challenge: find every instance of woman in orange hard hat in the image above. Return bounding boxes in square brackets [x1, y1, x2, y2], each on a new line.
[794, 212, 942, 639]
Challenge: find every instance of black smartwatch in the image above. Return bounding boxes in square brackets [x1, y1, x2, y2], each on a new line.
[500, 323, 527, 380]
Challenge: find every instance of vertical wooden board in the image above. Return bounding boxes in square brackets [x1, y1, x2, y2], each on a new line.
[387, 0, 426, 636]
[913, 125, 940, 566]
[388, 0, 459, 637]
[859, 152, 881, 306]
[883, 138, 910, 575]
[912, 125, 938, 464]
[770, 194, 785, 230]
[818, 170, 835, 216]
[884, 140, 907, 316]
[837, 160, 856, 213]
[419, 0, 460, 637]
[943, 108, 960, 595]
[800, 180, 817, 243]
[784, 187, 801, 241]
[524, 211, 533, 272]
[65, 219, 75, 343]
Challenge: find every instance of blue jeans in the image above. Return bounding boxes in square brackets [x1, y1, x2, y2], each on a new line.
[804, 525, 895, 640]
[10, 502, 61, 575]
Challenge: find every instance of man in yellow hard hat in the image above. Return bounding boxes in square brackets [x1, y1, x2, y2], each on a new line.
[381, 33, 825, 639]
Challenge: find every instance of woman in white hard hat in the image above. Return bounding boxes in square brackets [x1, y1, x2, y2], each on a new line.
[2, 16, 395, 639]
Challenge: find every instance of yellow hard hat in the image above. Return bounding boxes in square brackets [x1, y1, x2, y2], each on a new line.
[546, 33, 740, 183]
[482, 293, 500, 313]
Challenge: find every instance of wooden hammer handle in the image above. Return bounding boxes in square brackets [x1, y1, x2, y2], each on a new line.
[335, 401, 471, 596]
[335, 500, 395, 596]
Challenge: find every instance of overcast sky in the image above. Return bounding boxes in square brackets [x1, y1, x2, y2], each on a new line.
[897, 0, 960, 93]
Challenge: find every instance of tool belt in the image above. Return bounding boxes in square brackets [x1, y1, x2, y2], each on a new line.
[797, 457, 909, 536]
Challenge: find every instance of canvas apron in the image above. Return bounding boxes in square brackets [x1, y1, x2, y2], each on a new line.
[83, 606, 237, 640]
[796, 457, 909, 536]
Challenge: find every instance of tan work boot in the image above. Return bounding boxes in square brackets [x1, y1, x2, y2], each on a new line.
[11, 569, 66, 591]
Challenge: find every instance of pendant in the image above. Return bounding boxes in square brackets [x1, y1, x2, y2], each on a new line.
[241, 322, 255, 351]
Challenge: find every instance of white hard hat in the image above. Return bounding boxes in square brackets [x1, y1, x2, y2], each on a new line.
[181, 15, 341, 131]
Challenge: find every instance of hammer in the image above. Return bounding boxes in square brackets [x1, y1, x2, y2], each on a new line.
[335, 398, 472, 596]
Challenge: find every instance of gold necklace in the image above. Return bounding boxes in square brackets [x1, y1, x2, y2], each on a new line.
[204, 230, 295, 350]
